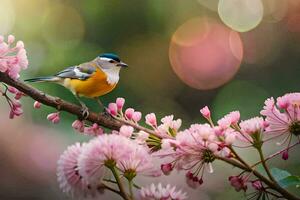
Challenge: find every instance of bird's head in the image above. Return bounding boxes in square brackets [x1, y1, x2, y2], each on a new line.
[95, 53, 128, 69]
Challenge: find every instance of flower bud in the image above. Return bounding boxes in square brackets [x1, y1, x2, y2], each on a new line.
[33, 101, 41, 109]
[125, 108, 134, 120]
[116, 97, 125, 111]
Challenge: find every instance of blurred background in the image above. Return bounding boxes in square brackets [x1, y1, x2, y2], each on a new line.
[0, 0, 300, 199]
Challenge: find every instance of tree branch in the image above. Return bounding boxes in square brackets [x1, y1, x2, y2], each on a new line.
[0, 72, 124, 130]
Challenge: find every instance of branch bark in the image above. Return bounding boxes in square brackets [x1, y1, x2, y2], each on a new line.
[0, 72, 123, 130]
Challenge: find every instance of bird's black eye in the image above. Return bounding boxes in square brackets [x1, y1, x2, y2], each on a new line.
[109, 60, 115, 63]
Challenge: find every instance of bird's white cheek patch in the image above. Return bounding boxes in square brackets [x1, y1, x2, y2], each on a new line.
[102, 67, 120, 85]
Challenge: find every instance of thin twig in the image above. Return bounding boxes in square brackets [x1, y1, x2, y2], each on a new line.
[216, 156, 300, 200]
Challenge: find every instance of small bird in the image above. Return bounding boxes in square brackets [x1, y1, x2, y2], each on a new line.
[25, 53, 128, 117]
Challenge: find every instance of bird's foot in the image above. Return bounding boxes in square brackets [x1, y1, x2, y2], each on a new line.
[81, 105, 89, 119]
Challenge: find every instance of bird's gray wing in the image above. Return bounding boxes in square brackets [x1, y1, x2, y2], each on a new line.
[55, 62, 97, 80]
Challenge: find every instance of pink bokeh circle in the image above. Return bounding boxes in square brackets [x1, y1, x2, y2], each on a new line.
[169, 17, 243, 90]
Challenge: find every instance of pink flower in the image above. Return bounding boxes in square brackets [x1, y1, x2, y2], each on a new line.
[224, 130, 237, 145]
[72, 120, 84, 133]
[238, 117, 265, 144]
[0, 35, 28, 79]
[119, 125, 134, 137]
[132, 111, 142, 122]
[47, 112, 60, 124]
[156, 115, 182, 138]
[107, 103, 117, 116]
[135, 131, 149, 144]
[116, 97, 125, 111]
[261, 94, 300, 154]
[155, 124, 220, 188]
[218, 111, 240, 129]
[261, 94, 300, 137]
[117, 144, 161, 179]
[83, 123, 103, 136]
[161, 163, 173, 175]
[251, 180, 263, 191]
[125, 108, 135, 120]
[145, 113, 157, 127]
[140, 183, 187, 200]
[228, 175, 248, 192]
[7, 86, 18, 94]
[240, 117, 265, 135]
[33, 101, 41, 109]
[9, 100, 23, 119]
[200, 106, 211, 119]
[14, 90, 24, 100]
[282, 150, 289, 160]
[78, 134, 136, 184]
[57, 143, 99, 197]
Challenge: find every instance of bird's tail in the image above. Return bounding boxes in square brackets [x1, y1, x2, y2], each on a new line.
[24, 76, 61, 83]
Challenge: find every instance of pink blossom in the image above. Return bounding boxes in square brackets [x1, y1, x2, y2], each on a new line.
[224, 130, 237, 145]
[47, 112, 60, 124]
[33, 101, 41, 109]
[200, 106, 211, 119]
[125, 108, 135, 120]
[9, 106, 23, 119]
[282, 150, 289, 160]
[155, 124, 219, 187]
[251, 180, 263, 191]
[157, 115, 182, 138]
[57, 143, 99, 197]
[145, 113, 157, 127]
[132, 111, 142, 122]
[9, 100, 23, 119]
[161, 163, 173, 175]
[117, 143, 161, 179]
[14, 90, 24, 100]
[261, 94, 300, 137]
[240, 117, 265, 135]
[83, 123, 103, 136]
[238, 117, 265, 144]
[228, 175, 248, 192]
[7, 86, 18, 94]
[140, 183, 187, 200]
[119, 125, 134, 137]
[107, 103, 117, 116]
[116, 97, 125, 111]
[135, 131, 149, 144]
[78, 134, 136, 184]
[72, 120, 84, 133]
[0, 35, 28, 79]
[218, 111, 240, 129]
[260, 94, 300, 155]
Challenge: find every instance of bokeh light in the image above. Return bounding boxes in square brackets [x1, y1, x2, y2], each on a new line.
[42, 2, 85, 48]
[0, 0, 15, 35]
[218, 0, 264, 32]
[262, 0, 288, 23]
[169, 17, 243, 90]
[197, 0, 219, 11]
[241, 22, 285, 66]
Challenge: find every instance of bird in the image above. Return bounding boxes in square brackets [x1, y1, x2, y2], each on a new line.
[25, 53, 128, 117]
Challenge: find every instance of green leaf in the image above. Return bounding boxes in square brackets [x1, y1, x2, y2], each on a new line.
[278, 176, 300, 188]
[270, 168, 291, 182]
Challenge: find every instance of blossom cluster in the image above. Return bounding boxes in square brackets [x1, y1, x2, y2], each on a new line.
[55, 93, 300, 199]
[0, 35, 28, 119]
[0, 35, 28, 80]
[57, 132, 161, 198]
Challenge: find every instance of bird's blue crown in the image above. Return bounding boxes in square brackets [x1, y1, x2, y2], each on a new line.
[99, 53, 120, 62]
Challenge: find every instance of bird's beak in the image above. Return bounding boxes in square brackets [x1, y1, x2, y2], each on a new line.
[117, 62, 128, 68]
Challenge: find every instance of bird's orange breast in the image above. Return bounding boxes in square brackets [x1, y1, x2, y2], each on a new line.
[66, 68, 116, 98]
